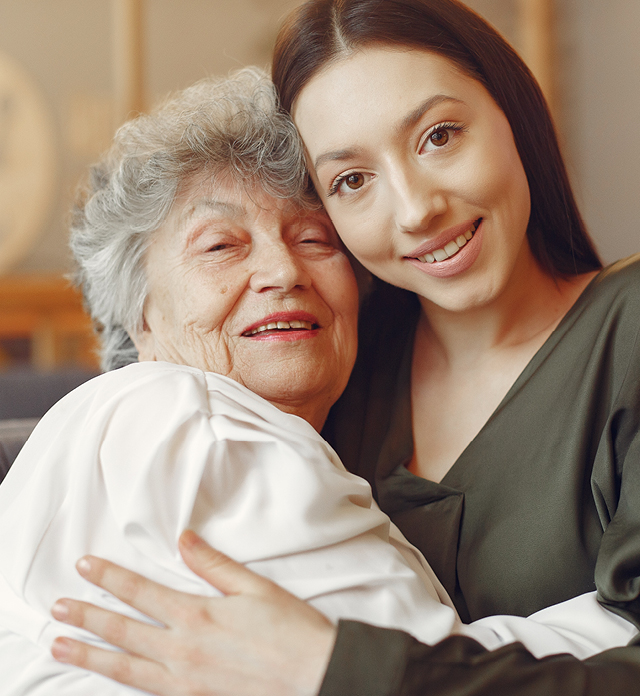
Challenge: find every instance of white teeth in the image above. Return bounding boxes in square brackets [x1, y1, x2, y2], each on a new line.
[246, 319, 313, 336]
[416, 221, 479, 264]
[444, 240, 459, 256]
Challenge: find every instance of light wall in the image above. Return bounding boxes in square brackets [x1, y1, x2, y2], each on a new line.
[0, 0, 298, 274]
[467, 0, 640, 264]
[0, 0, 638, 273]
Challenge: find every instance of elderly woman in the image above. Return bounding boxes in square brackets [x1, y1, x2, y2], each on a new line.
[0, 67, 593, 695]
[0, 69, 429, 692]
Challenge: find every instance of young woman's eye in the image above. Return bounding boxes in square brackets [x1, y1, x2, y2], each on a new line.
[328, 171, 368, 197]
[429, 128, 450, 147]
[421, 122, 465, 153]
[344, 173, 365, 190]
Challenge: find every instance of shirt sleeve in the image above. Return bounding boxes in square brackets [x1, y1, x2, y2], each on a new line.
[319, 620, 640, 696]
[592, 315, 640, 627]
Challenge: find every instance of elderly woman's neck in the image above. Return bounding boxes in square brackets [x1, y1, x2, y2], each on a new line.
[268, 397, 333, 433]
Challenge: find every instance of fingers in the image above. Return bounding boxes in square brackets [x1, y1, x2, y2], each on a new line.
[51, 637, 173, 696]
[179, 529, 280, 597]
[51, 598, 166, 661]
[73, 556, 190, 625]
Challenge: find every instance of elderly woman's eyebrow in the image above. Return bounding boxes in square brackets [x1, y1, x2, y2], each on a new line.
[179, 199, 247, 247]
[184, 199, 246, 220]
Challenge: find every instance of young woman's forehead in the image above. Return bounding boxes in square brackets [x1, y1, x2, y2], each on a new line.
[294, 47, 499, 160]
[298, 47, 486, 111]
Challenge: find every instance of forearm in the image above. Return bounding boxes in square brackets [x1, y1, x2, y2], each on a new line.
[320, 621, 640, 696]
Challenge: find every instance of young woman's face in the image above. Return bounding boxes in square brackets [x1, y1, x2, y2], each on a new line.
[293, 47, 533, 313]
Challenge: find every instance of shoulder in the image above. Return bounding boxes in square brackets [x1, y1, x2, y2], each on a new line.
[92, 361, 207, 402]
[56, 362, 214, 432]
[568, 254, 640, 338]
[588, 253, 640, 305]
[568, 255, 640, 389]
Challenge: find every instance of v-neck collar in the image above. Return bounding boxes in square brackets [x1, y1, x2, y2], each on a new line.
[377, 265, 604, 493]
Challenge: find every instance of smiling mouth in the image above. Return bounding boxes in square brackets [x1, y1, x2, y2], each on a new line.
[243, 319, 318, 337]
[415, 218, 482, 264]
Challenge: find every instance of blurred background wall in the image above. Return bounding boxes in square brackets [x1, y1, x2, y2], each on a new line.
[0, 0, 638, 372]
[468, 0, 640, 265]
[0, 0, 638, 275]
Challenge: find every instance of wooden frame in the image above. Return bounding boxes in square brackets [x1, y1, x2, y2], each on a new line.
[112, 0, 146, 127]
[517, 0, 556, 113]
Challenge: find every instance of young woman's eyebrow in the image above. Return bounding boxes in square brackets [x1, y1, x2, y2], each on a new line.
[314, 147, 366, 172]
[312, 94, 464, 172]
[397, 94, 464, 133]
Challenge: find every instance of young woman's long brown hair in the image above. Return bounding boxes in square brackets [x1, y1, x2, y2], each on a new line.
[272, 0, 601, 277]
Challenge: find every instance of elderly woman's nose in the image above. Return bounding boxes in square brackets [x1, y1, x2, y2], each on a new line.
[249, 240, 312, 293]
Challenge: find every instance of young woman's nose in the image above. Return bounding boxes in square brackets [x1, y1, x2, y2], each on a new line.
[390, 165, 447, 234]
[249, 238, 312, 293]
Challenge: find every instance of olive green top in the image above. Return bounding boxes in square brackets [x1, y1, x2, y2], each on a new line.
[320, 254, 640, 695]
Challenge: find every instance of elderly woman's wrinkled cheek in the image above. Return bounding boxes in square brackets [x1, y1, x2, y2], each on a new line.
[161, 324, 240, 379]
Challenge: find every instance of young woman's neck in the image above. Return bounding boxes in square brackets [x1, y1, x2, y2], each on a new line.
[417, 252, 596, 367]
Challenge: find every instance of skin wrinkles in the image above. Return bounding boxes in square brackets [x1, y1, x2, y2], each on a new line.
[133, 175, 359, 432]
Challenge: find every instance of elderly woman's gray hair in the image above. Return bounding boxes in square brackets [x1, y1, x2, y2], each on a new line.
[71, 67, 310, 372]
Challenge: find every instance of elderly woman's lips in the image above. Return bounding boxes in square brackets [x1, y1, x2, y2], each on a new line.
[241, 312, 320, 337]
[244, 319, 315, 337]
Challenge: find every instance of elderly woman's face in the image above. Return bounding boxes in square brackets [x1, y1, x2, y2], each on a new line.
[135, 177, 359, 430]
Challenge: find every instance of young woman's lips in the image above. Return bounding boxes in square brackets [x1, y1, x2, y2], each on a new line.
[241, 311, 320, 342]
[405, 218, 483, 279]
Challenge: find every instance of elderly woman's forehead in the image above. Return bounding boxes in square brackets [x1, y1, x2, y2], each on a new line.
[175, 177, 322, 222]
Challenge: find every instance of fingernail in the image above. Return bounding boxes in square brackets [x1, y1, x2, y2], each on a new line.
[76, 557, 91, 575]
[51, 601, 69, 621]
[180, 529, 200, 549]
[51, 638, 72, 662]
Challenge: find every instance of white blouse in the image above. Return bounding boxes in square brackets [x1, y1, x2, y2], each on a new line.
[0, 362, 635, 694]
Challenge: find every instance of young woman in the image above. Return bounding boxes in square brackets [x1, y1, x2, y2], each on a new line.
[50, 1, 640, 694]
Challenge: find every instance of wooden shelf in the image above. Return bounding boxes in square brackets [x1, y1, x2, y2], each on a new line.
[0, 274, 100, 370]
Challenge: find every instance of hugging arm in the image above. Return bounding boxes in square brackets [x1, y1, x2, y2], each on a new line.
[52, 531, 335, 696]
[54, 531, 640, 696]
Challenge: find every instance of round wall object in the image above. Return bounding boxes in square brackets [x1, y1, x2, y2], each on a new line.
[0, 49, 57, 275]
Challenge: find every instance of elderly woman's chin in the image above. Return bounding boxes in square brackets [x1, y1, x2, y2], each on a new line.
[133, 180, 360, 432]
